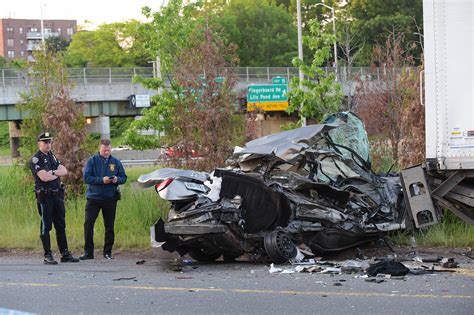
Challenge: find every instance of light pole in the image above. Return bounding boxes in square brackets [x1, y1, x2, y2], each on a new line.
[40, 0, 45, 49]
[296, 0, 306, 126]
[315, 2, 337, 80]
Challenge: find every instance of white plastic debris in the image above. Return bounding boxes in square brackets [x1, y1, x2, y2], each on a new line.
[291, 258, 317, 266]
[281, 269, 295, 274]
[294, 266, 306, 273]
[321, 267, 341, 274]
[341, 259, 370, 273]
[290, 248, 306, 264]
[204, 175, 222, 202]
[269, 263, 283, 274]
[413, 256, 424, 263]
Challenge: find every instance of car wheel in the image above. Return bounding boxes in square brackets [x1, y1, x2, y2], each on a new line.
[263, 230, 297, 264]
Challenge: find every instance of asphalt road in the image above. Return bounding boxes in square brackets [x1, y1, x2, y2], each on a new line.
[0, 253, 473, 315]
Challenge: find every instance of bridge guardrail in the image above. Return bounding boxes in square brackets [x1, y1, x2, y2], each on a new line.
[1, 66, 410, 87]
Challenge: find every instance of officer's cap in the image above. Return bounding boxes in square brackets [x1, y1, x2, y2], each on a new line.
[37, 132, 53, 142]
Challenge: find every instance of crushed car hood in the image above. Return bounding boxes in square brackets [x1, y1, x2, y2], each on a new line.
[234, 124, 336, 162]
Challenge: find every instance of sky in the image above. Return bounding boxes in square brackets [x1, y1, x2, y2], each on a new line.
[0, 0, 167, 29]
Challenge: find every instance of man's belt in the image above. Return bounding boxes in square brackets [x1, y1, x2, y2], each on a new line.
[35, 186, 64, 196]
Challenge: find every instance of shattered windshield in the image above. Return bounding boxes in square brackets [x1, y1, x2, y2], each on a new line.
[323, 112, 372, 168]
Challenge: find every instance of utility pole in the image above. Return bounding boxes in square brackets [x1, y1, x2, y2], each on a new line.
[40, 0, 45, 49]
[296, 0, 306, 126]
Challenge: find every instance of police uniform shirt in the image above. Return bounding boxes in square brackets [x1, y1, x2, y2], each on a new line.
[30, 150, 61, 190]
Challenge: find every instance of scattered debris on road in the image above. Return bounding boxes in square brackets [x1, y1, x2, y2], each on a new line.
[112, 276, 137, 281]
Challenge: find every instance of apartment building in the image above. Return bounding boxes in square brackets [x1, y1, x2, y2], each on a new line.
[0, 18, 77, 61]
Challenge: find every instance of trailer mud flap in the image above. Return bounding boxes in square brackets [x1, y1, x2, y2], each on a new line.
[400, 165, 439, 228]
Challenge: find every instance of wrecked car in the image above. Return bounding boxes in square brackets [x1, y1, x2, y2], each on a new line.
[138, 112, 409, 263]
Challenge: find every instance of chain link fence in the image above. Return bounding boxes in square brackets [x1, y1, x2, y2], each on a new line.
[1, 66, 409, 87]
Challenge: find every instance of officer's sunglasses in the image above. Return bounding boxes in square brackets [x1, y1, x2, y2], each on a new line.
[41, 139, 53, 144]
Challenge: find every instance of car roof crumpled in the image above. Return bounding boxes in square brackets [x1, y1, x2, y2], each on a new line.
[235, 124, 336, 162]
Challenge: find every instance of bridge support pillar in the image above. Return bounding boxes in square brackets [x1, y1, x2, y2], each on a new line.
[86, 116, 111, 140]
[8, 121, 21, 158]
[98, 116, 110, 140]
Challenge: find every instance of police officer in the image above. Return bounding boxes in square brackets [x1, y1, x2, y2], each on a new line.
[30, 132, 79, 264]
[80, 139, 127, 260]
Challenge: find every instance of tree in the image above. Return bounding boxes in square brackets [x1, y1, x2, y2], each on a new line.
[287, 0, 423, 66]
[16, 51, 88, 196]
[124, 24, 241, 171]
[337, 14, 365, 110]
[347, 0, 423, 65]
[286, 20, 343, 126]
[210, 0, 297, 66]
[289, 0, 341, 32]
[45, 36, 70, 53]
[354, 32, 422, 167]
[140, 0, 201, 74]
[121, 0, 202, 149]
[168, 25, 241, 170]
[65, 20, 150, 67]
[0, 56, 7, 68]
[269, 0, 291, 10]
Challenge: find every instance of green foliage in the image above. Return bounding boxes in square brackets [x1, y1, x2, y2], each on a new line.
[0, 122, 9, 148]
[287, 20, 343, 125]
[368, 136, 397, 174]
[287, 0, 423, 66]
[0, 166, 168, 250]
[9, 59, 28, 69]
[110, 117, 134, 139]
[347, 0, 423, 65]
[391, 210, 474, 248]
[65, 20, 150, 67]
[125, 22, 242, 170]
[141, 0, 201, 73]
[0, 56, 7, 68]
[415, 210, 474, 247]
[121, 87, 177, 150]
[45, 36, 70, 53]
[16, 52, 60, 161]
[15, 51, 88, 195]
[209, 0, 297, 66]
[269, 0, 291, 10]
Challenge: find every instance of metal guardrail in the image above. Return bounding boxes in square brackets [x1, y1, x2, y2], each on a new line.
[121, 159, 159, 167]
[0, 67, 155, 87]
[0, 66, 411, 87]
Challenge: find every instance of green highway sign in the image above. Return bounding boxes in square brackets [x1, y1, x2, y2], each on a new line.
[272, 76, 288, 84]
[247, 84, 288, 103]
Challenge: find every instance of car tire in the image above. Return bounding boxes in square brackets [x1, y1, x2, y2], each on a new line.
[263, 230, 297, 264]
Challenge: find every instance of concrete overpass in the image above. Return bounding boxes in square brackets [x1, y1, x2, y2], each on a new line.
[0, 66, 378, 155]
[0, 66, 378, 116]
[0, 67, 157, 120]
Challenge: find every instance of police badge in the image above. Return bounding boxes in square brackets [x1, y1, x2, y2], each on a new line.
[109, 164, 115, 172]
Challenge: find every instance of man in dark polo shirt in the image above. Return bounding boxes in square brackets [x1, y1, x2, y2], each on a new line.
[80, 139, 127, 260]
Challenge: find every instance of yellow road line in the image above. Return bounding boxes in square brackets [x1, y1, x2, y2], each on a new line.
[0, 282, 472, 300]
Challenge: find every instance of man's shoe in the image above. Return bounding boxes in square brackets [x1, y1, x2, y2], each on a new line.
[60, 251, 80, 263]
[44, 254, 58, 265]
[79, 253, 94, 260]
[104, 253, 114, 260]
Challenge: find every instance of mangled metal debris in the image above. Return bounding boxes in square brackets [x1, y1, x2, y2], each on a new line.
[139, 112, 409, 264]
